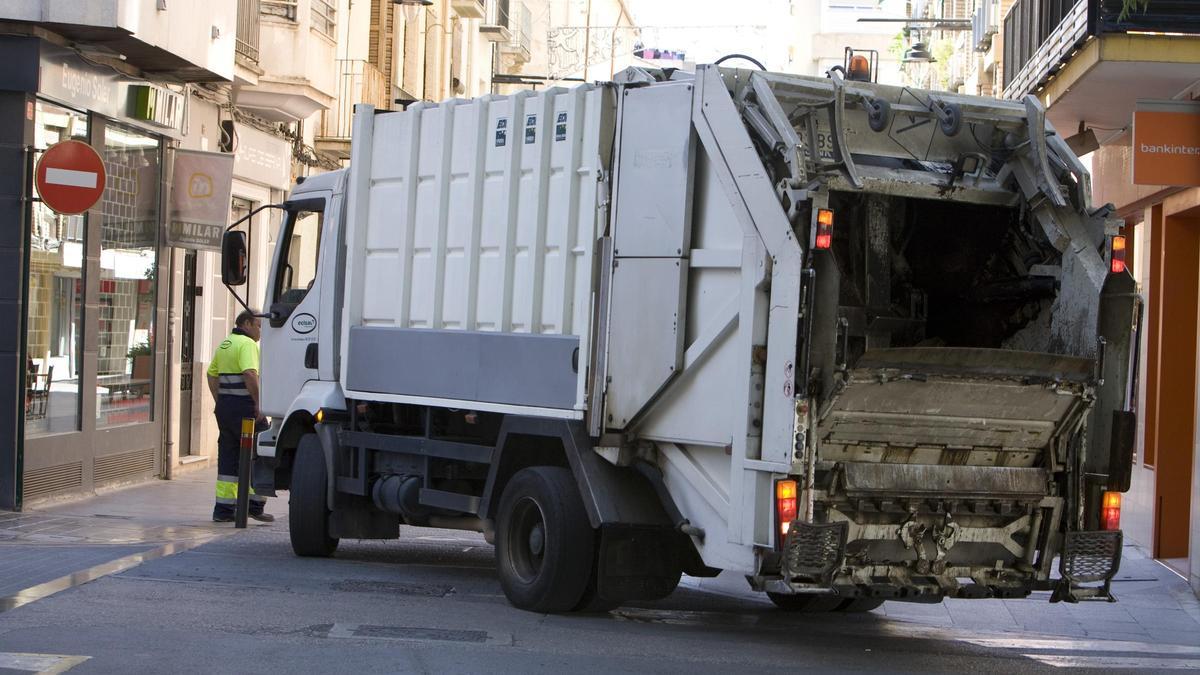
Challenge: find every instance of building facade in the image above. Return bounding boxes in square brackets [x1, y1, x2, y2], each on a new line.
[787, 0, 907, 85]
[998, 0, 1200, 598]
[0, 1, 240, 508]
[2, 0, 502, 510]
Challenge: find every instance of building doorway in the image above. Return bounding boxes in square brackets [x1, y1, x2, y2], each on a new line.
[178, 250, 199, 456]
[1144, 206, 1199, 572]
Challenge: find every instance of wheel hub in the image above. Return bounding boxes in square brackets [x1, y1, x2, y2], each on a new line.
[529, 523, 545, 557]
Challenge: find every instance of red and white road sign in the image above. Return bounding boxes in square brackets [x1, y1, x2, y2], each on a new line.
[35, 140, 107, 215]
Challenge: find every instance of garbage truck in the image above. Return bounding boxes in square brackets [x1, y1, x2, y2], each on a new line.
[220, 63, 1140, 613]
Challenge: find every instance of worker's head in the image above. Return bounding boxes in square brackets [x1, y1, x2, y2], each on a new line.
[235, 310, 262, 342]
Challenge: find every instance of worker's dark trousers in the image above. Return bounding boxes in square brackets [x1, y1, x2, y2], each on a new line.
[213, 395, 266, 519]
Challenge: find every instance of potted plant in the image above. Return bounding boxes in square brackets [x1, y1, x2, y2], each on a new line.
[127, 341, 153, 382]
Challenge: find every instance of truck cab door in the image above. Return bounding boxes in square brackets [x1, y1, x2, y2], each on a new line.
[260, 195, 327, 417]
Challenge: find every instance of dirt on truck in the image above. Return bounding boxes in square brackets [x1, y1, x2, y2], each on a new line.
[223, 62, 1139, 613]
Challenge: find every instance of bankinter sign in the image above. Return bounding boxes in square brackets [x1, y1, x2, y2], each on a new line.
[1133, 100, 1200, 187]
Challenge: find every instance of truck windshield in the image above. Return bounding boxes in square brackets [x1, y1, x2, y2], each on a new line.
[274, 206, 324, 306]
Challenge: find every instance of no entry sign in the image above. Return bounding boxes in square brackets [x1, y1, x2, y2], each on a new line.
[35, 140, 107, 215]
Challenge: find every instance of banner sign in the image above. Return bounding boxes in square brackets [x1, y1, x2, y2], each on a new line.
[167, 149, 235, 250]
[1133, 100, 1200, 187]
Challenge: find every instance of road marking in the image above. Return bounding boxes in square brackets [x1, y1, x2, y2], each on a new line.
[1025, 655, 1200, 670]
[0, 652, 89, 674]
[43, 168, 98, 189]
[957, 636, 1200, 669]
[959, 637, 1200, 656]
[0, 536, 222, 613]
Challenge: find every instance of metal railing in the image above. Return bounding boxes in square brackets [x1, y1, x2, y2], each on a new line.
[320, 59, 389, 141]
[312, 0, 337, 39]
[511, 1, 531, 55]
[973, 0, 997, 52]
[1002, 0, 1200, 96]
[236, 0, 261, 63]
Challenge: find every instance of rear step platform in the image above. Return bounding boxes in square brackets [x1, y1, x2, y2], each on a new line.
[1051, 530, 1122, 603]
[782, 521, 848, 585]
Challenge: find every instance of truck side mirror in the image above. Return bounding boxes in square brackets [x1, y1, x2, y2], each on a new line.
[222, 231, 248, 286]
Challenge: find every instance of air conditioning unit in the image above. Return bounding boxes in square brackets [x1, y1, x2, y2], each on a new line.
[451, 0, 485, 19]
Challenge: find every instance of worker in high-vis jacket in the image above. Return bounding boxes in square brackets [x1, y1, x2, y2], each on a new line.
[206, 310, 273, 523]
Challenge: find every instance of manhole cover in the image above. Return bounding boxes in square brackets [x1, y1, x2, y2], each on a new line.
[331, 581, 453, 597]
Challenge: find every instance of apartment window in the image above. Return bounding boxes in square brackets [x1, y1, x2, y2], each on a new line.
[261, 0, 298, 21]
[312, 0, 337, 39]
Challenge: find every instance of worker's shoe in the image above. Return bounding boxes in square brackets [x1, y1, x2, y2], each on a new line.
[212, 515, 234, 523]
[249, 512, 275, 523]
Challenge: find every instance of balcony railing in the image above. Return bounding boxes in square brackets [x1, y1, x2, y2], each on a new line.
[973, 0, 997, 52]
[236, 0, 261, 63]
[319, 59, 389, 142]
[1003, 0, 1200, 98]
[497, 1, 531, 61]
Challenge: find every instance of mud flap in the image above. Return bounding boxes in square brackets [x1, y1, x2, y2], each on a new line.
[1051, 530, 1121, 603]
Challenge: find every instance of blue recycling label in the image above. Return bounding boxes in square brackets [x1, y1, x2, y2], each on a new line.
[555, 111, 568, 141]
[495, 117, 507, 147]
[525, 114, 537, 144]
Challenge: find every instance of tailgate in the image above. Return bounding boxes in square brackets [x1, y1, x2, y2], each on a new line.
[817, 348, 1094, 469]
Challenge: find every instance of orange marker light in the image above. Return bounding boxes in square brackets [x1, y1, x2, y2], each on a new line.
[1110, 235, 1127, 275]
[815, 209, 834, 250]
[776, 479, 799, 541]
[1101, 491, 1122, 531]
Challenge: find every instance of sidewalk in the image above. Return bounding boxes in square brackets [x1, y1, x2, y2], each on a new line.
[683, 543, 1200, 646]
[4, 471, 1199, 649]
[0, 468, 269, 610]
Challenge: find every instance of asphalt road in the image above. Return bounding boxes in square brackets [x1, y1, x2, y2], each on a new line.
[0, 522, 1191, 674]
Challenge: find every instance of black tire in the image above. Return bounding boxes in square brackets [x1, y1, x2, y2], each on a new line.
[573, 531, 622, 613]
[838, 598, 885, 612]
[289, 433, 339, 557]
[767, 592, 844, 612]
[496, 467, 594, 613]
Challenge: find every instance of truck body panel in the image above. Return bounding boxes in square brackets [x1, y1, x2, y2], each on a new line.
[340, 86, 614, 418]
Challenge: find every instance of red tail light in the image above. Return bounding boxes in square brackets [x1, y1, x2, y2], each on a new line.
[1110, 235, 1127, 274]
[776, 479, 798, 541]
[815, 209, 834, 250]
[1101, 491, 1122, 531]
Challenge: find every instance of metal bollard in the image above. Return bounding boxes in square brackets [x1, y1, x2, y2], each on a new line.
[235, 417, 255, 529]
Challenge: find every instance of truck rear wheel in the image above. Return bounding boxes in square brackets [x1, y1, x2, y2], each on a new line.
[766, 592, 844, 612]
[289, 433, 339, 557]
[496, 467, 594, 613]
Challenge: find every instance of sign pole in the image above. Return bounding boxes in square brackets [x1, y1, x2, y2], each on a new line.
[235, 417, 254, 529]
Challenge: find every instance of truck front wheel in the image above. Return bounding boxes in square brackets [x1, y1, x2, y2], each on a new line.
[496, 467, 594, 612]
[289, 433, 339, 557]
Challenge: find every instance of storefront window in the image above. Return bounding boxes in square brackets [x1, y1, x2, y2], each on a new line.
[96, 123, 161, 428]
[25, 101, 88, 437]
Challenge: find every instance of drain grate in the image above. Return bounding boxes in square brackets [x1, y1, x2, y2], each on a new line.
[331, 581, 453, 597]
